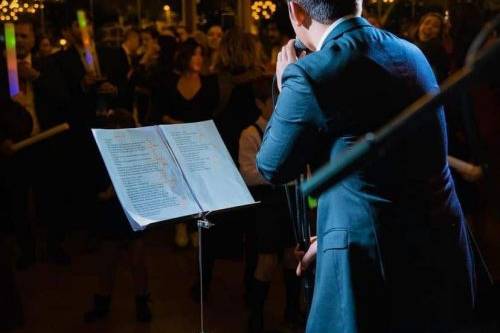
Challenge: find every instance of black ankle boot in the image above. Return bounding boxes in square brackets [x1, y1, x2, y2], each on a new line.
[135, 293, 152, 323]
[84, 294, 111, 323]
[248, 279, 270, 333]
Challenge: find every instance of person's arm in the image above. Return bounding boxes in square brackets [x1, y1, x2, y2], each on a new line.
[447, 155, 483, 182]
[256, 63, 323, 184]
[239, 127, 267, 186]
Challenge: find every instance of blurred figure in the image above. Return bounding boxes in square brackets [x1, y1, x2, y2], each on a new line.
[122, 28, 141, 69]
[152, 38, 218, 248]
[0, 19, 70, 268]
[239, 76, 302, 333]
[83, 110, 152, 324]
[206, 25, 223, 73]
[261, 21, 289, 71]
[410, 12, 449, 81]
[36, 35, 54, 58]
[55, 12, 129, 238]
[154, 38, 218, 124]
[448, 3, 483, 70]
[191, 28, 264, 302]
[0, 101, 28, 331]
[176, 25, 189, 42]
[214, 28, 264, 161]
[120, 28, 141, 112]
[139, 27, 161, 68]
[133, 29, 177, 125]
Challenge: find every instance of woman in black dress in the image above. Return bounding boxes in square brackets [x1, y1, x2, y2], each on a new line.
[410, 12, 450, 82]
[153, 38, 219, 125]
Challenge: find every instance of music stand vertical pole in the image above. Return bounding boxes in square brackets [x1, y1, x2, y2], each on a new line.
[197, 217, 213, 333]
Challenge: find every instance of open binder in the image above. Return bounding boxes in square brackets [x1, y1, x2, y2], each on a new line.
[92, 120, 257, 231]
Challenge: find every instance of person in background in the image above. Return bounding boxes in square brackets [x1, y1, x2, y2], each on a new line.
[139, 27, 161, 69]
[410, 12, 450, 82]
[239, 76, 302, 333]
[214, 28, 264, 162]
[261, 21, 289, 72]
[121, 28, 141, 71]
[153, 38, 218, 124]
[176, 25, 189, 43]
[0, 101, 29, 331]
[190, 27, 264, 302]
[152, 38, 218, 248]
[133, 27, 161, 125]
[120, 28, 141, 112]
[206, 25, 223, 73]
[36, 35, 54, 58]
[83, 110, 152, 323]
[55, 11, 129, 245]
[0, 19, 70, 268]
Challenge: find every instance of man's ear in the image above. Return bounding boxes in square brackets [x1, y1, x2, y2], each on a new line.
[288, 1, 308, 27]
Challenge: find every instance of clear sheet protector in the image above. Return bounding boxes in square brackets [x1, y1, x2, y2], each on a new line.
[160, 120, 256, 213]
[92, 126, 201, 230]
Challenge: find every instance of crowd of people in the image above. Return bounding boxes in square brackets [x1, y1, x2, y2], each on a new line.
[0, 2, 499, 332]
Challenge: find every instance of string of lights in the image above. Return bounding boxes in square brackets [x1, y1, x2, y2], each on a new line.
[251, 1, 277, 21]
[0, 0, 44, 22]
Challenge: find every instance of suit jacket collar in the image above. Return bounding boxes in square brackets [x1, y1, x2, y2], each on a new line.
[322, 16, 372, 47]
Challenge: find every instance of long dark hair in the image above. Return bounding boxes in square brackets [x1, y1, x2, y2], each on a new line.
[174, 38, 202, 74]
[217, 27, 261, 74]
[411, 12, 445, 43]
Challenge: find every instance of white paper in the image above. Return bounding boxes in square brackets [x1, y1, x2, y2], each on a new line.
[92, 126, 201, 230]
[160, 120, 255, 213]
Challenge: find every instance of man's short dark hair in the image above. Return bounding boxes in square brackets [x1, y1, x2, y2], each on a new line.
[288, 0, 358, 24]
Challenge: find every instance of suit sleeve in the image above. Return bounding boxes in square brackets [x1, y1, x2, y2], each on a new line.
[256, 63, 323, 184]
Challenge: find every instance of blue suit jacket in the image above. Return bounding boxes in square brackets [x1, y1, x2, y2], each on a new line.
[257, 18, 476, 333]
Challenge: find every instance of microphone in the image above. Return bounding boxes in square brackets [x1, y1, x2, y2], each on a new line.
[294, 38, 307, 56]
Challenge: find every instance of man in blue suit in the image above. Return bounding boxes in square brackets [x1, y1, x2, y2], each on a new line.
[256, 1, 478, 332]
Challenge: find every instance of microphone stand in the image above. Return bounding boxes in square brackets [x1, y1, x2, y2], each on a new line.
[285, 175, 314, 315]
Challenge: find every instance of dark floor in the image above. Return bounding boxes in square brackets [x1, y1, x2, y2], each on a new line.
[6, 215, 500, 333]
[8, 224, 299, 333]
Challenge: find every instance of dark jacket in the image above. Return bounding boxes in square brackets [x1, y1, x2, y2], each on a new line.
[0, 53, 68, 136]
[54, 45, 129, 129]
[257, 18, 477, 333]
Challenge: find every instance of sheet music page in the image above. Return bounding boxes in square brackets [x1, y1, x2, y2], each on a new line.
[159, 120, 255, 213]
[92, 126, 201, 230]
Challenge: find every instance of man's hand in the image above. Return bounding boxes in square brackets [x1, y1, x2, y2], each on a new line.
[18, 61, 40, 82]
[276, 39, 300, 92]
[295, 236, 317, 276]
